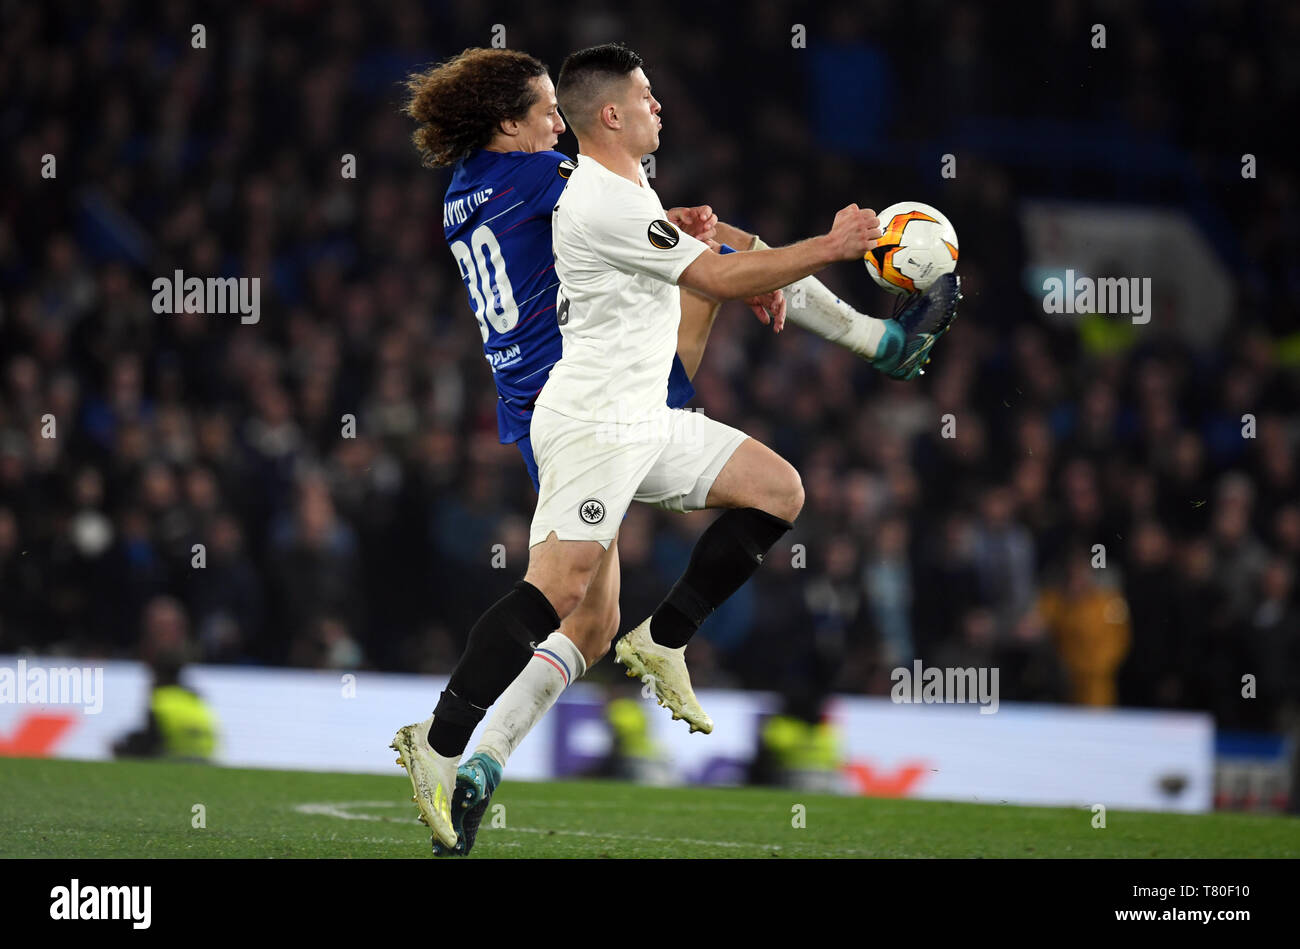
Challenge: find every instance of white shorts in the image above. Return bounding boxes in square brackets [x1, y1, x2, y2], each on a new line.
[528, 404, 748, 548]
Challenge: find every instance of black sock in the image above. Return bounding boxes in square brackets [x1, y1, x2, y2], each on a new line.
[650, 508, 793, 649]
[427, 580, 560, 757]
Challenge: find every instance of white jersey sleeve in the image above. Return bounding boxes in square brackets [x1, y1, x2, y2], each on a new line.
[580, 192, 710, 285]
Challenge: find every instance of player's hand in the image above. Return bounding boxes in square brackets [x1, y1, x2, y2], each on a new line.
[745, 289, 786, 333]
[668, 205, 718, 244]
[826, 204, 883, 260]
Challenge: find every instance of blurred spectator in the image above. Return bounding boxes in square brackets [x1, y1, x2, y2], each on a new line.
[1243, 560, 1300, 729]
[113, 596, 219, 761]
[1036, 555, 1132, 706]
[749, 692, 846, 794]
[267, 476, 362, 664]
[289, 613, 363, 670]
[970, 485, 1036, 640]
[862, 518, 912, 666]
[1119, 521, 1182, 708]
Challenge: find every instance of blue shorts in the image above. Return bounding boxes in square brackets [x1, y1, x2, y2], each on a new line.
[515, 353, 696, 491]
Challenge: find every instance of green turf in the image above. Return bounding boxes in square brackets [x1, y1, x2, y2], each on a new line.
[1, 756, 1296, 858]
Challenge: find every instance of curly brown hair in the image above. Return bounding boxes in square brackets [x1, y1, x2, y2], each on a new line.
[404, 48, 549, 169]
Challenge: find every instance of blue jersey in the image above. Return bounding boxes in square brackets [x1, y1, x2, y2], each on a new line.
[444, 149, 694, 448]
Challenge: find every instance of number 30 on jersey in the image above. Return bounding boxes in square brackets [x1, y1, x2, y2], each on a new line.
[449, 224, 518, 341]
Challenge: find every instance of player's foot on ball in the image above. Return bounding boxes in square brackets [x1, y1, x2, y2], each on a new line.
[390, 717, 458, 849]
[870, 273, 962, 380]
[614, 618, 713, 734]
[431, 751, 503, 857]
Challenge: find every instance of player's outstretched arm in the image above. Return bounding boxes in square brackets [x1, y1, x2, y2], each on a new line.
[678, 204, 882, 301]
[714, 219, 756, 251]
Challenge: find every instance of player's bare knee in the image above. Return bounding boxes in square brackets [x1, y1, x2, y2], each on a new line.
[526, 570, 584, 620]
[784, 467, 805, 521]
[763, 461, 803, 522]
[526, 539, 605, 619]
[555, 571, 597, 619]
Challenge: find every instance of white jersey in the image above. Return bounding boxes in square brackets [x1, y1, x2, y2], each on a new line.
[536, 154, 710, 423]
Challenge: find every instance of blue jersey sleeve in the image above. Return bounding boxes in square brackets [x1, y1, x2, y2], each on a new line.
[512, 150, 574, 214]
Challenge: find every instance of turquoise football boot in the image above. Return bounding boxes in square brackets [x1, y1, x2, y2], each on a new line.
[431, 752, 503, 857]
[871, 273, 962, 380]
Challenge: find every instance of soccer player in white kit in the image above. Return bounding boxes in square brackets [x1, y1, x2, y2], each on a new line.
[530, 43, 878, 730]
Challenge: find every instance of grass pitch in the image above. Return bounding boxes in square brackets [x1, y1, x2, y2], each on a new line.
[1, 757, 1295, 858]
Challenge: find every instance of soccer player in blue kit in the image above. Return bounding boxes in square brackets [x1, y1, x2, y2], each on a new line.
[392, 46, 960, 854]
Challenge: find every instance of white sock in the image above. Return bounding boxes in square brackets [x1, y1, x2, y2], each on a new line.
[753, 235, 887, 358]
[474, 631, 587, 768]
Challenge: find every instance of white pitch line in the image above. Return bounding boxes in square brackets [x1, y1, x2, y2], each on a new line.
[495, 798, 792, 814]
[499, 825, 778, 851]
[292, 799, 783, 818]
[292, 801, 871, 855]
[294, 801, 406, 822]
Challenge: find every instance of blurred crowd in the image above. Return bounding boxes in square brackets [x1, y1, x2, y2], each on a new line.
[2, 0, 1297, 733]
